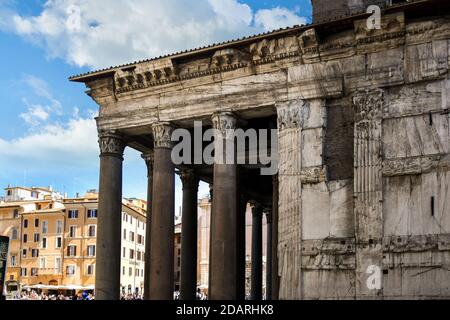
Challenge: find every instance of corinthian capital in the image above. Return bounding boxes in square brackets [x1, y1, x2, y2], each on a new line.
[211, 112, 237, 139]
[98, 131, 126, 157]
[179, 168, 199, 190]
[152, 123, 174, 149]
[276, 99, 305, 130]
[141, 151, 155, 174]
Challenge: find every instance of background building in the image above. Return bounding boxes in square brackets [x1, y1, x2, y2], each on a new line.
[0, 187, 147, 297]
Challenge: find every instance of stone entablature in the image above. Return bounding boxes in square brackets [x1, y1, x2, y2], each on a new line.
[73, 10, 450, 133]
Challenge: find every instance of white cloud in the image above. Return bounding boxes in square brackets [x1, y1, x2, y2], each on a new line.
[20, 104, 50, 125]
[255, 7, 308, 31]
[4, 0, 308, 69]
[0, 117, 98, 169]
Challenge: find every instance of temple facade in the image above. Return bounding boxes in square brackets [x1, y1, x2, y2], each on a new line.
[71, 0, 450, 300]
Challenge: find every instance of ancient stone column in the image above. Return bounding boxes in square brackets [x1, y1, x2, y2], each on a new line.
[142, 151, 154, 300]
[251, 203, 263, 300]
[353, 89, 384, 298]
[271, 175, 280, 300]
[276, 100, 303, 300]
[265, 210, 273, 300]
[149, 123, 175, 300]
[179, 168, 199, 300]
[209, 112, 238, 300]
[96, 131, 125, 300]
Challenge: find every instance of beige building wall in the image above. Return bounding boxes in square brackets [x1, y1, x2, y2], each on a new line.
[0, 188, 148, 296]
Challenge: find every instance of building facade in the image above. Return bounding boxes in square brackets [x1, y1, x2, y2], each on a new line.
[0, 187, 147, 297]
[70, 0, 450, 300]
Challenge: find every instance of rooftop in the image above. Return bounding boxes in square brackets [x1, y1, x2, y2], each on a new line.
[70, 0, 427, 83]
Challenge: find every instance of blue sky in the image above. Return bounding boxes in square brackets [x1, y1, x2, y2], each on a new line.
[0, 0, 312, 208]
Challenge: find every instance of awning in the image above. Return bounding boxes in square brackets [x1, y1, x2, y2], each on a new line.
[23, 284, 95, 291]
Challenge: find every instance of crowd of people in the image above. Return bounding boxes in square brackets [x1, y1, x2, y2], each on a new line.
[13, 290, 95, 300]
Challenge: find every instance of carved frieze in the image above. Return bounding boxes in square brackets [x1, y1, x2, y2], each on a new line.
[152, 123, 174, 149]
[299, 28, 319, 60]
[98, 131, 126, 157]
[382, 155, 445, 177]
[250, 36, 300, 64]
[210, 48, 249, 69]
[115, 58, 178, 93]
[300, 166, 327, 184]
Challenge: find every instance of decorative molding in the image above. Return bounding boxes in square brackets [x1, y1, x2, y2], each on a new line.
[152, 123, 174, 149]
[98, 131, 126, 157]
[382, 155, 448, 177]
[300, 166, 327, 184]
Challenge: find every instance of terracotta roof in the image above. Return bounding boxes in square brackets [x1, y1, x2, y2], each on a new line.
[69, 0, 427, 83]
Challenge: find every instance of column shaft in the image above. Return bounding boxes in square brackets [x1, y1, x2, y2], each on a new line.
[96, 133, 125, 300]
[272, 175, 280, 300]
[149, 124, 175, 300]
[180, 169, 199, 300]
[251, 204, 263, 300]
[266, 212, 273, 300]
[236, 194, 247, 300]
[143, 152, 154, 300]
[209, 113, 238, 300]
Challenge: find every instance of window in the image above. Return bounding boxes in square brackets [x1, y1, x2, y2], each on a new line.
[123, 229, 127, 240]
[11, 228, 18, 240]
[88, 225, 96, 237]
[66, 265, 76, 276]
[23, 219, 28, 228]
[129, 249, 135, 260]
[123, 266, 125, 275]
[122, 247, 126, 258]
[87, 245, 96, 257]
[39, 257, 46, 269]
[31, 191, 38, 198]
[130, 216, 133, 225]
[10, 254, 17, 267]
[31, 268, 38, 276]
[68, 210, 79, 219]
[23, 234, 28, 243]
[13, 209, 19, 218]
[37, 204, 42, 210]
[67, 245, 77, 257]
[42, 221, 48, 234]
[20, 268, 27, 277]
[49, 204, 53, 209]
[55, 237, 62, 249]
[56, 220, 63, 234]
[34, 233, 40, 243]
[137, 221, 140, 228]
[87, 265, 94, 276]
[129, 231, 135, 242]
[31, 249, 39, 258]
[55, 257, 61, 274]
[69, 226, 77, 238]
[22, 249, 27, 258]
[137, 251, 141, 261]
[87, 209, 98, 219]
[137, 235, 143, 245]
[7, 190, 12, 196]
[41, 237, 47, 249]
[35, 219, 39, 227]
[129, 267, 132, 276]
